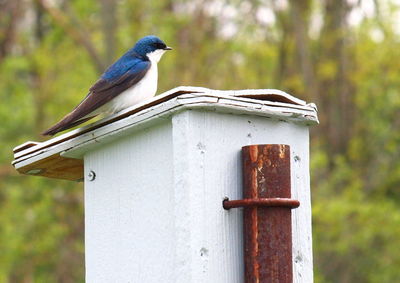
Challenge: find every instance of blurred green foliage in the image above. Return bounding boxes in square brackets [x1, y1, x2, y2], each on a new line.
[1, 0, 400, 282]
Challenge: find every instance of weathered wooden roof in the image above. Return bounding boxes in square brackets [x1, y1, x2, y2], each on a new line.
[12, 86, 318, 181]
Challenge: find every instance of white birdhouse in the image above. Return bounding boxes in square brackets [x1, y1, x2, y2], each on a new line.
[12, 87, 318, 283]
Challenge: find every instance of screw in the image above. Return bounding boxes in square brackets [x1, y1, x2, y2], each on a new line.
[88, 170, 96, 181]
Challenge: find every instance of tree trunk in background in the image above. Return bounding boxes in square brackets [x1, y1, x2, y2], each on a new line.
[273, 6, 291, 89]
[176, 1, 218, 86]
[100, 0, 117, 66]
[0, 0, 22, 63]
[289, 0, 318, 101]
[319, 0, 354, 160]
[32, 1, 47, 138]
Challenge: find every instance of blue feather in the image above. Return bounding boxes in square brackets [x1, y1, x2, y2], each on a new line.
[102, 51, 148, 82]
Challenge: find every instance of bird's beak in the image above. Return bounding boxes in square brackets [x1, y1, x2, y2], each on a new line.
[164, 46, 172, 50]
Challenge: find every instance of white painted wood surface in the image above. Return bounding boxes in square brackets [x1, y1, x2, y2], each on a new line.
[84, 122, 175, 282]
[83, 109, 313, 282]
[12, 87, 317, 282]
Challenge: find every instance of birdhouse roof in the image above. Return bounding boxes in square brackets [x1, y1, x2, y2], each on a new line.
[12, 86, 318, 181]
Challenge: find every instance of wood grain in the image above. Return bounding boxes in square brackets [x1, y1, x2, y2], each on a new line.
[16, 154, 83, 181]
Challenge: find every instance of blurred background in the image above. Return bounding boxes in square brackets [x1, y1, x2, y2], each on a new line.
[1, 0, 400, 282]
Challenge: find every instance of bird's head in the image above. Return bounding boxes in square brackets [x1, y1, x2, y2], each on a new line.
[133, 35, 172, 63]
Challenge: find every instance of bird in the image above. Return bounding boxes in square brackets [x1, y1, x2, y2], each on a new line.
[42, 35, 172, 136]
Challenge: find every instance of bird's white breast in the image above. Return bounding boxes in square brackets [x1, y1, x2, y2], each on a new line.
[106, 49, 167, 114]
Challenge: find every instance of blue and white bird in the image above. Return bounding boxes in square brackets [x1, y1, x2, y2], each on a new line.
[42, 35, 172, 136]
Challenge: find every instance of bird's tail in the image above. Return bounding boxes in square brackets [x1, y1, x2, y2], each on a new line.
[42, 115, 96, 136]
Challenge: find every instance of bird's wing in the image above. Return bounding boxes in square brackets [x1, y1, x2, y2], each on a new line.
[74, 60, 151, 117]
[42, 59, 151, 136]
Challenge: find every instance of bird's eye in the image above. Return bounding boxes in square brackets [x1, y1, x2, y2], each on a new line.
[154, 42, 166, 49]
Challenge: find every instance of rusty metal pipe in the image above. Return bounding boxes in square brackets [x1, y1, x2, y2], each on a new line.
[241, 144, 295, 283]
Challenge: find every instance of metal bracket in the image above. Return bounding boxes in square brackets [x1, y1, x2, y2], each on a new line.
[223, 197, 300, 210]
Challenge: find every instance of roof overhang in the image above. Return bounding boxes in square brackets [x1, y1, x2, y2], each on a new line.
[12, 86, 318, 181]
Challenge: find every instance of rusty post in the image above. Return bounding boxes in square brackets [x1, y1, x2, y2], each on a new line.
[241, 144, 293, 283]
[222, 144, 297, 282]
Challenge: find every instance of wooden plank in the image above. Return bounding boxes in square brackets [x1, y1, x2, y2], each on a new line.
[16, 154, 83, 181]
